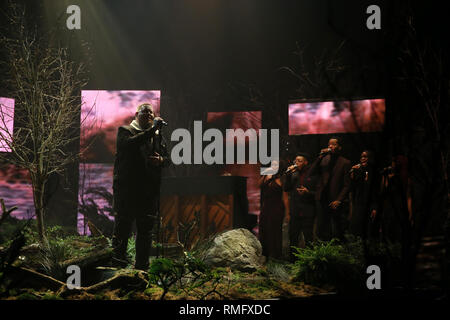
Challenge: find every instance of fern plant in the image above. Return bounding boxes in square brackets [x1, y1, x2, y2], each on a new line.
[291, 239, 365, 291]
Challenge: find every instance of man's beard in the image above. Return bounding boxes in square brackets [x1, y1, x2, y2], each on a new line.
[140, 119, 153, 129]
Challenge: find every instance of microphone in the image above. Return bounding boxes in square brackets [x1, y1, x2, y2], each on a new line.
[285, 164, 298, 174]
[319, 148, 331, 156]
[153, 117, 168, 127]
[349, 164, 361, 173]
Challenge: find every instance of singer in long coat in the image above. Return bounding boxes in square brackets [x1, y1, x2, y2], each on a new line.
[308, 139, 351, 240]
[349, 151, 381, 239]
[259, 174, 288, 259]
[112, 105, 169, 270]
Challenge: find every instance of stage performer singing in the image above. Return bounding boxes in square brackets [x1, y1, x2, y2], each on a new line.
[308, 138, 351, 241]
[112, 103, 169, 270]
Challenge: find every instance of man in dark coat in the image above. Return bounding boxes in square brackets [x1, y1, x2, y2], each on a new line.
[112, 103, 169, 270]
[349, 150, 381, 239]
[282, 154, 318, 261]
[308, 138, 351, 241]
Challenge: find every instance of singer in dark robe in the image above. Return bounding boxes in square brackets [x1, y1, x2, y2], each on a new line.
[308, 138, 351, 241]
[259, 162, 289, 260]
[112, 103, 170, 270]
[349, 150, 381, 239]
[282, 154, 318, 261]
[379, 155, 412, 244]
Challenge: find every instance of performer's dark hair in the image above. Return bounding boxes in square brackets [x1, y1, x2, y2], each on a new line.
[136, 103, 153, 113]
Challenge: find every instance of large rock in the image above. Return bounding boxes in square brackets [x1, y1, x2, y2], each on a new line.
[201, 228, 263, 272]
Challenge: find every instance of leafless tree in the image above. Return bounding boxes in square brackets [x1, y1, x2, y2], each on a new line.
[397, 13, 450, 291]
[0, 3, 92, 245]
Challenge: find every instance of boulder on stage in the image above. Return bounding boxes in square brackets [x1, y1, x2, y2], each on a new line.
[200, 228, 264, 272]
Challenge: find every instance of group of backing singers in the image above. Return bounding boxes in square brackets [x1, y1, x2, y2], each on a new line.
[259, 138, 411, 261]
[110, 102, 410, 268]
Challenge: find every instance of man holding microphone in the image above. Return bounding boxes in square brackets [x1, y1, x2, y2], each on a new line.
[283, 154, 318, 260]
[308, 138, 351, 241]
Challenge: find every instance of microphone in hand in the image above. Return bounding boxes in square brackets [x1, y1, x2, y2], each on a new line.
[285, 164, 298, 174]
[350, 163, 361, 173]
[153, 117, 168, 128]
[319, 148, 331, 157]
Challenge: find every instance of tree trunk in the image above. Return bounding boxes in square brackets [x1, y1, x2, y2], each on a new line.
[32, 176, 48, 246]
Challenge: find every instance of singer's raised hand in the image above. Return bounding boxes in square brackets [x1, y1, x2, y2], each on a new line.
[319, 148, 330, 157]
[287, 164, 297, 172]
[148, 152, 163, 166]
[153, 117, 166, 128]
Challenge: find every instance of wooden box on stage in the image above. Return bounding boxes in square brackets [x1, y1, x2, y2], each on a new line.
[160, 176, 250, 244]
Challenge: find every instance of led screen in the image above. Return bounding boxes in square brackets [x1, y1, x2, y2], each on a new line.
[78, 163, 114, 235]
[78, 90, 160, 234]
[81, 90, 161, 162]
[289, 98, 385, 135]
[0, 97, 15, 153]
[206, 111, 261, 216]
[0, 164, 34, 220]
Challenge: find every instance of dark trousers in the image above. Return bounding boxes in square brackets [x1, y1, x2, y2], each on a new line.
[317, 201, 348, 241]
[112, 203, 156, 270]
[289, 215, 315, 261]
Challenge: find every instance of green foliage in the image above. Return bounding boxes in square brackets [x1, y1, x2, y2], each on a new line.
[42, 292, 63, 300]
[147, 252, 226, 300]
[291, 239, 365, 290]
[38, 241, 68, 280]
[16, 292, 39, 300]
[0, 217, 26, 246]
[148, 257, 183, 299]
[126, 236, 136, 264]
[291, 235, 403, 292]
[265, 259, 292, 282]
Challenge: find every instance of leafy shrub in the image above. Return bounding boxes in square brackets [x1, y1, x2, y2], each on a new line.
[38, 241, 68, 280]
[126, 236, 136, 265]
[148, 257, 184, 299]
[265, 259, 291, 282]
[147, 252, 225, 300]
[291, 239, 365, 291]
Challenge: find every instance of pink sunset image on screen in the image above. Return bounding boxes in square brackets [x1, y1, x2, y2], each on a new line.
[207, 111, 262, 216]
[288, 98, 385, 135]
[0, 164, 34, 220]
[0, 97, 15, 153]
[81, 90, 161, 163]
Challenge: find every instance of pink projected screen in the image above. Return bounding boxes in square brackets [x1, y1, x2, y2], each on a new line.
[288, 98, 385, 135]
[78, 90, 160, 234]
[206, 111, 261, 216]
[0, 97, 15, 152]
[78, 163, 114, 235]
[0, 164, 34, 220]
[81, 90, 161, 163]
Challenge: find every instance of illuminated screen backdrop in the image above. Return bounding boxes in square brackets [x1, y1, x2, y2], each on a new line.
[289, 98, 385, 135]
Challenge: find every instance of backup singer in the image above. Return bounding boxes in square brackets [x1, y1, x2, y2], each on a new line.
[308, 138, 351, 241]
[259, 161, 289, 260]
[282, 154, 318, 261]
[349, 150, 381, 239]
